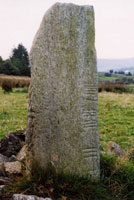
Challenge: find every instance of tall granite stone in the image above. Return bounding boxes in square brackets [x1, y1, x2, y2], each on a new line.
[26, 2, 100, 179]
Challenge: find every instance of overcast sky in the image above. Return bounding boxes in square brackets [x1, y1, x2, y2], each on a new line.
[0, 0, 134, 59]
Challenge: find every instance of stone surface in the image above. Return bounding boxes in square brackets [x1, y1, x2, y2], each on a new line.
[27, 2, 99, 179]
[0, 154, 9, 162]
[13, 194, 52, 200]
[9, 155, 18, 162]
[107, 141, 126, 156]
[17, 145, 27, 162]
[4, 161, 22, 175]
[0, 130, 25, 157]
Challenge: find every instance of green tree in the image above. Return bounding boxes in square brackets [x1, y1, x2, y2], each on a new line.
[109, 69, 113, 74]
[0, 56, 3, 64]
[11, 44, 29, 65]
[10, 44, 30, 76]
[0, 60, 19, 75]
[104, 72, 111, 77]
[0, 56, 4, 70]
[0, 44, 30, 76]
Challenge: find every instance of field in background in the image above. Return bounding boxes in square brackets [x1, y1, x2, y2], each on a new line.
[0, 74, 30, 90]
[98, 72, 134, 93]
[0, 88, 28, 139]
[0, 86, 134, 152]
[99, 92, 134, 150]
[98, 72, 134, 81]
[1, 86, 134, 199]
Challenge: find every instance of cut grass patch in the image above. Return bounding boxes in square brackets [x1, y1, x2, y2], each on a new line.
[99, 92, 134, 150]
[0, 88, 28, 139]
[0, 89, 134, 151]
[0, 89, 134, 199]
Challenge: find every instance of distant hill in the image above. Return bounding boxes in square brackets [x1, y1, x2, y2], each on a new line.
[97, 58, 134, 73]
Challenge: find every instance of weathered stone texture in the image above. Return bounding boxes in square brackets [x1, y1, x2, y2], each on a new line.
[107, 141, 126, 157]
[27, 3, 100, 179]
[17, 145, 27, 162]
[4, 161, 22, 175]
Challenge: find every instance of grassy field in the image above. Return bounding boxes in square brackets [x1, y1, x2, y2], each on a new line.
[0, 74, 30, 92]
[0, 88, 28, 139]
[0, 87, 134, 152]
[99, 92, 134, 150]
[98, 72, 134, 81]
[1, 88, 134, 199]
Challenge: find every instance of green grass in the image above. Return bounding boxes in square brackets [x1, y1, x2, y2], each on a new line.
[1, 88, 134, 199]
[99, 92, 134, 150]
[0, 87, 134, 151]
[0, 88, 28, 139]
[99, 76, 119, 81]
[98, 72, 134, 82]
[4, 153, 134, 200]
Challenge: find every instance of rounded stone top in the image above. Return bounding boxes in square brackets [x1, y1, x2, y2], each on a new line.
[53, 2, 94, 9]
[44, 2, 94, 21]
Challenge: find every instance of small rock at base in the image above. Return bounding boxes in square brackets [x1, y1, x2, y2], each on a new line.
[0, 131, 24, 157]
[0, 154, 9, 162]
[12, 194, 52, 200]
[4, 161, 22, 175]
[17, 145, 27, 162]
[107, 141, 126, 156]
[9, 155, 18, 162]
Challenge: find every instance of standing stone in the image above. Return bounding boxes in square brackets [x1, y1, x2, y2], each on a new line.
[26, 2, 100, 179]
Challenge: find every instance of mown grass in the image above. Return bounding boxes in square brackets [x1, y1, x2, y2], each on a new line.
[0, 88, 28, 139]
[99, 92, 134, 150]
[1, 88, 134, 199]
[0, 88, 134, 150]
[99, 76, 119, 81]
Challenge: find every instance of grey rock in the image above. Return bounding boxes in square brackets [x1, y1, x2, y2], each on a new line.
[4, 161, 22, 176]
[12, 194, 52, 200]
[17, 145, 27, 162]
[0, 130, 25, 157]
[107, 141, 126, 156]
[26, 2, 99, 180]
[9, 155, 18, 162]
[0, 154, 9, 162]
[0, 155, 18, 176]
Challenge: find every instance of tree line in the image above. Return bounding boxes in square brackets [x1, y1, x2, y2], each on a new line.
[105, 69, 132, 77]
[0, 44, 30, 77]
